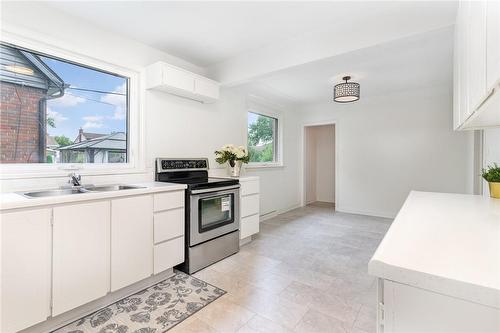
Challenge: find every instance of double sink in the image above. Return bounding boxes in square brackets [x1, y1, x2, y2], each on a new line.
[22, 184, 145, 198]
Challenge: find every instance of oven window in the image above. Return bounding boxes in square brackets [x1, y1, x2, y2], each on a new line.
[199, 194, 234, 232]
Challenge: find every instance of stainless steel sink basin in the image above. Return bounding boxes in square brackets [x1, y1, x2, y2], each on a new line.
[22, 188, 89, 198]
[21, 184, 145, 198]
[85, 185, 146, 192]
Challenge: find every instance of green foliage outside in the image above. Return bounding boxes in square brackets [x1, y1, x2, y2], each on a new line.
[482, 163, 500, 182]
[47, 116, 55, 128]
[248, 114, 275, 163]
[54, 135, 73, 147]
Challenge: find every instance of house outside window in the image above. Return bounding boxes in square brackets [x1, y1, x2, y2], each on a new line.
[0, 43, 129, 165]
[247, 111, 281, 166]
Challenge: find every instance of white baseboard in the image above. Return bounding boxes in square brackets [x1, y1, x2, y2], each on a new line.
[336, 206, 396, 219]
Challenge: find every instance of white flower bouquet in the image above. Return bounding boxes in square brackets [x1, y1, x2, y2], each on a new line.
[214, 144, 249, 177]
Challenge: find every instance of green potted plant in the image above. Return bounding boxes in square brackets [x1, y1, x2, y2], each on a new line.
[482, 163, 500, 199]
[214, 144, 250, 177]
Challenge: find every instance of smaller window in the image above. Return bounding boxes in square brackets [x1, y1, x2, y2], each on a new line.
[247, 111, 279, 164]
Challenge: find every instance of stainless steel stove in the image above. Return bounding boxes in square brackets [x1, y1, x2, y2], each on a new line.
[155, 158, 240, 274]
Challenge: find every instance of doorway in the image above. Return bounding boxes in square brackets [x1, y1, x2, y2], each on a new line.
[303, 123, 336, 208]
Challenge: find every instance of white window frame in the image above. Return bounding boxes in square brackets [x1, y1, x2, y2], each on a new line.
[0, 31, 146, 180]
[246, 108, 283, 168]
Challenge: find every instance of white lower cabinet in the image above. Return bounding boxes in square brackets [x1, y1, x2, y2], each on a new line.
[52, 201, 111, 316]
[153, 207, 184, 244]
[1, 188, 186, 332]
[240, 214, 259, 239]
[111, 195, 153, 291]
[154, 237, 184, 274]
[239, 177, 260, 240]
[1, 208, 51, 333]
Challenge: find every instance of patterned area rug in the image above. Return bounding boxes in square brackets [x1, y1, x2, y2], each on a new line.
[53, 271, 226, 333]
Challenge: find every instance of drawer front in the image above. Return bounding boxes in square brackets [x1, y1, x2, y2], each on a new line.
[241, 180, 259, 196]
[154, 208, 184, 244]
[240, 214, 259, 239]
[154, 237, 184, 274]
[241, 194, 259, 218]
[154, 191, 184, 212]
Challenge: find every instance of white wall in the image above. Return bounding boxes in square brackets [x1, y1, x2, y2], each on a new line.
[299, 85, 474, 218]
[304, 125, 335, 204]
[0, 2, 302, 216]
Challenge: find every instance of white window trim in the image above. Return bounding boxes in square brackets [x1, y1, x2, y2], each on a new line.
[0, 31, 146, 180]
[246, 108, 284, 168]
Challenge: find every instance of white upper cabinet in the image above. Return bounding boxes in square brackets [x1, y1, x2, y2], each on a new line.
[454, 0, 500, 130]
[146, 61, 220, 103]
[486, 0, 500, 89]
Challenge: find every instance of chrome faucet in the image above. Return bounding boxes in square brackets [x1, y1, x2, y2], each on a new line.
[68, 173, 82, 187]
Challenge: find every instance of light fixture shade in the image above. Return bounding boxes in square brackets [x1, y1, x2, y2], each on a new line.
[334, 76, 360, 103]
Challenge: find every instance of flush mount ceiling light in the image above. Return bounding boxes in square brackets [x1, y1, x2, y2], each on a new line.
[333, 76, 360, 103]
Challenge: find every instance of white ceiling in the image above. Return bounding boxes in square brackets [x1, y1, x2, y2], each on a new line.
[49, 1, 457, 68]
[250, 26, 454, 105]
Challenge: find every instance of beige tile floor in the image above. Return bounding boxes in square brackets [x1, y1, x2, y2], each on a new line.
[172, 203, 392, 333]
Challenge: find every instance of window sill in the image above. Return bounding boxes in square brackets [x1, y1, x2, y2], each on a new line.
[245, 163, 284, 170]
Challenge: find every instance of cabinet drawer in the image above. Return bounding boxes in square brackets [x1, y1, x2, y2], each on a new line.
[240, 214, 259, 239]
[154, 208, 184, 244]
[241, 180, 260, 196]
[241, 194, 259, 218]
[154, 237, 184, 274]
[154, 191, 184, 212]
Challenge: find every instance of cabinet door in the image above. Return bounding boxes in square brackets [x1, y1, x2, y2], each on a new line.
[111, 195, 153, 291]
[163, 64, 194, 93]
[52, 201, 110, 315]
[1, 209, 51, 333]
[468, 1, 488, 111]
[194, 77, 220, 102]
[457, 1, 472, 124]
[486, 0, 500, 89]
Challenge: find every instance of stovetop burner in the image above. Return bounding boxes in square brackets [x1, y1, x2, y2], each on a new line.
[155, 158, 239, 191]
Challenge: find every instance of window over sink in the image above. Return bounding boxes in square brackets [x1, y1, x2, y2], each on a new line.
[0, 42, 129, 165]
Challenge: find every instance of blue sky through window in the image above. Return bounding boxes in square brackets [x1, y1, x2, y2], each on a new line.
[42, 56, 127, 140]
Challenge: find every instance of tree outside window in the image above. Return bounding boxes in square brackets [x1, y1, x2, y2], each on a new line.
[247, 112, 278, 163]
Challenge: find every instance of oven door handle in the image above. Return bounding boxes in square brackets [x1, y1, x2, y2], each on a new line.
[190, 185, 240, 194]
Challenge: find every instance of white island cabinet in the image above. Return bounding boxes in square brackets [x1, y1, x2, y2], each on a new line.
[369, 191, 500, 333]
[1, 208, 51, 333]
[0, 182, 186, 333]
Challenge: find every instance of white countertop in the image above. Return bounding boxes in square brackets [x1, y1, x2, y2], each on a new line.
[369, 191, 500, 308]
[0, 182, 186, 211]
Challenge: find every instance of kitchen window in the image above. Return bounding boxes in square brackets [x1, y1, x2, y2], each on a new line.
[0, 42, 129, 165]
[247, 111, 281, 166]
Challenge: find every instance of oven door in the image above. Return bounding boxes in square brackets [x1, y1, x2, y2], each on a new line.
[189, 185, 240, 246]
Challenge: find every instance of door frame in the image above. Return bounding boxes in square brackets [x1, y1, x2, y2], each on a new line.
[301, 121, 338, 208]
